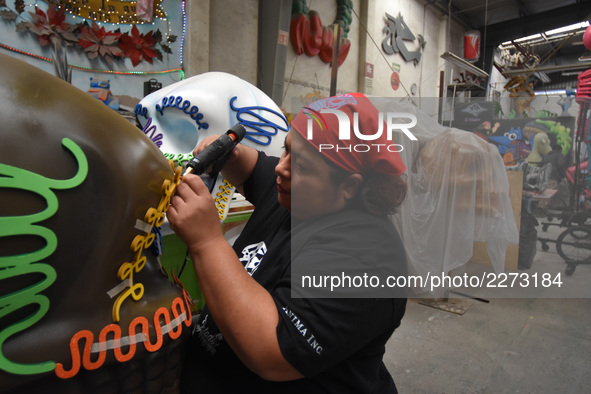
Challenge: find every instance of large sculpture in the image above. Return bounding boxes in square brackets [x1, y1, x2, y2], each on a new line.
[133, 71, 289, 313]
[135, 71, 289, 221]
[0, 53, 191, 393]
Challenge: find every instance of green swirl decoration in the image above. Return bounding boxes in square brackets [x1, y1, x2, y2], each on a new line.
[0, 138, 88, 375]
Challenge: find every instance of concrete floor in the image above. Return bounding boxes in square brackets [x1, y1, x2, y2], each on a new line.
[385, 218, 591, 393]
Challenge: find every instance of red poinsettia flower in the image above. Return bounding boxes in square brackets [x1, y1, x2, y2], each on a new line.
[118, 24, 160, 67]
[23, 6, 77, 46]
[78, 21, 124, 66]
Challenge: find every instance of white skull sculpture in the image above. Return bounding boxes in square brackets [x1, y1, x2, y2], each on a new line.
[135, 72, 289, 222]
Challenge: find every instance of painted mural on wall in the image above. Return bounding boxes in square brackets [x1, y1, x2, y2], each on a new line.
[381, 12, 426, 65]
[0, 2, 175, 69]
[290, 0, 353, 67]
[0, 0, 183, 98]
[453, 101, 574, 166]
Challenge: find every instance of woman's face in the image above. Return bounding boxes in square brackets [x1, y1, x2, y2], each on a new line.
[275, 132, 350, 219]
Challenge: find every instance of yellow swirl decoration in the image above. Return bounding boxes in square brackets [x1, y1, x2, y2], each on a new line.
[215, 179, 234, 219]
[112, 161, 182, 322]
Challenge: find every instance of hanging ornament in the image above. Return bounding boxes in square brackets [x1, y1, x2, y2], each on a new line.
[583, 25, 591, 51]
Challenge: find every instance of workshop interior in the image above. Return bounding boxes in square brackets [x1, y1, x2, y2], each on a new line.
[1, 0, 591, 393]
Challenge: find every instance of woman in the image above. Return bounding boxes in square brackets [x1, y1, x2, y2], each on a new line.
[168, 93, 408, 393]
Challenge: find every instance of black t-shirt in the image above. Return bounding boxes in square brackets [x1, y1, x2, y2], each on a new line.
[181, 152, 407, 393]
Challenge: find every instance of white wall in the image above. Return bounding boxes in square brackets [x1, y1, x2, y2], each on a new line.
[184, 0, 211, 77]
[209, 0, 259, 84]
[281, 0, 361, 112]
[280, 0, 465, 116]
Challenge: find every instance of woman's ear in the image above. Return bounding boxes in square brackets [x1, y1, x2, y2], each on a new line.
[342, 173, 364, 201]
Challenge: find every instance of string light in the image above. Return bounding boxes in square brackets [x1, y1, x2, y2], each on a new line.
[0, 43, 52, 62]
[3, 0, 185, 77]
[70, 64, 183, 75]
[0, 42, 182, 76]
[180, 0, 186, 73]
[49, 0, 166, 24]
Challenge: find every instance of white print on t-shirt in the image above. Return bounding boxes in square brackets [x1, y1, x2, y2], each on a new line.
[239, 241, 267, 276]
[282, 306, 323, 355]
[194, 315, 224, 355]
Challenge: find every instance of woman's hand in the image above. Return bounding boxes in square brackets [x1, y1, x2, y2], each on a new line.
[193, 135, 240, 174]
[193, 133, 259, 195]
[167, 174, 224, 254]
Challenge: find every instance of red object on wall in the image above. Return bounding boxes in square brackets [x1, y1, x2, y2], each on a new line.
[464, 30, 481, 62]
[289, 10, 351, 67]
[290, 13, 306, 55]
[391, 72, 400, 90]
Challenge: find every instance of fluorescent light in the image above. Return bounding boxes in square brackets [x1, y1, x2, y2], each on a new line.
[502, 62, 591, 75]
[546, 21, 590, 36]
[514, 33, 541, 43]
[500, 21, 590, 47]
[534, 89, 575, 96]
[534, 71, 551, 83]
[441, 51, 489, 78]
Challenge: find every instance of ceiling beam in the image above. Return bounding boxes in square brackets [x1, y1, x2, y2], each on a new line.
[476, 2, 591, 74]
[425, 0, 480, 30]
[482, 2, 591, 48]
[512, 0, 530, 19]
[500, 61, 591, 76]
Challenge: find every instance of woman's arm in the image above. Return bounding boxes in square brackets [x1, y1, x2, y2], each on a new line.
[167, 174, 302, 381]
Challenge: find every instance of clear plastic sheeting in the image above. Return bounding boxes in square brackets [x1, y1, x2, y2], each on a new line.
[370, 98, 519, 297]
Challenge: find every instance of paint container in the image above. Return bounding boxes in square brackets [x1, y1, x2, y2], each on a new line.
[464, 30, 481, 63]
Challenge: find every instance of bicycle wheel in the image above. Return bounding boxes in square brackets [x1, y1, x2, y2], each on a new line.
[556, 226, 591, 264]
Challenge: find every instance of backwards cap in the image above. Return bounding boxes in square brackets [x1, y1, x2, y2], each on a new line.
[291, 93, 406, 176]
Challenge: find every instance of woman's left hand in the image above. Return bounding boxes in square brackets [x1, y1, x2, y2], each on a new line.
[167, 174, 224, 254]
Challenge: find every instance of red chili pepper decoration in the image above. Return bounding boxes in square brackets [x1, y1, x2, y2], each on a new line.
[304, 11, 323, 56]
[290, 12, 306, 55]
[317, 25, 351, 67]
[289, 0, 352, 67]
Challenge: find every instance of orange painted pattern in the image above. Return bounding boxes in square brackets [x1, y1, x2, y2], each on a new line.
[54, 290, 192, 379]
